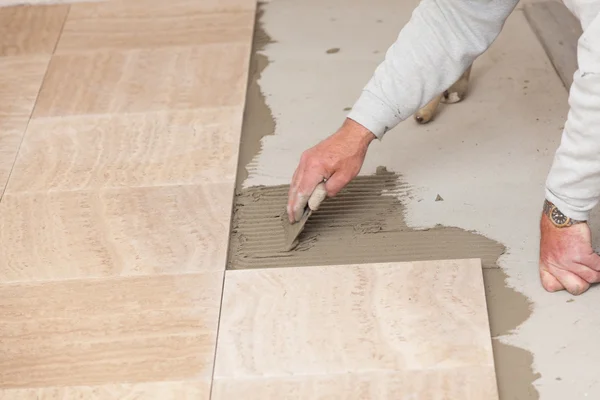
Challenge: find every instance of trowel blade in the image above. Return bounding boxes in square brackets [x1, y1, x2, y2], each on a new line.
[283, 207, 313, 251]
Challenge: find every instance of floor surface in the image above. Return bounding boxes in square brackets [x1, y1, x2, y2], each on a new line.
[0, 1, 498, 399]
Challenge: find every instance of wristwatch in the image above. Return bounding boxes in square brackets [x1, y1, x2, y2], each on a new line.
[543, 200, 585, 228]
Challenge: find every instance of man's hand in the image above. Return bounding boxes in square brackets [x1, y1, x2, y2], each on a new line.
[539, 213, 600, 295]
[287, 118, 376, 223]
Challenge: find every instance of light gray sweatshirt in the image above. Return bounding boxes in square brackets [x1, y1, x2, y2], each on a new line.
[347, 0, 600, 221]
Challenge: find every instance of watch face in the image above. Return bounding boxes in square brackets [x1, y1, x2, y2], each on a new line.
[551, 207, 568, 225]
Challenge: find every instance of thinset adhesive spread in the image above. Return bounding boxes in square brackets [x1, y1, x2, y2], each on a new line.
[228, 167, 504, 270]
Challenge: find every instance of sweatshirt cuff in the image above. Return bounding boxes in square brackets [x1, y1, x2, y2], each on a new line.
[545, 189, 591, 221]
[347, 90, 402, 139]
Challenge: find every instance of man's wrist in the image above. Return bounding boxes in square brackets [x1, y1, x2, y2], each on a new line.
[342, 118, 377, 145]
[543, 199, 586, 228]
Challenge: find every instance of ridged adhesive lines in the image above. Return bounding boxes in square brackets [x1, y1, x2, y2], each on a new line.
[228, 167, 504, 270]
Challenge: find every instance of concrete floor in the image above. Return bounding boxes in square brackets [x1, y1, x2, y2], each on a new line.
[242, 1, 600, 398]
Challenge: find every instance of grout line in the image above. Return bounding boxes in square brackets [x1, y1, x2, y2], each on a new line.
[208, 269, 228, 399]
[0, 379, 205, 394]
[52, 38, 254, 57]
[3, 180, 236, 197]
[28, 104, 244, 122]
[0, 4, 71, 203]
[212, 363, 497, 382]
[53, 33, 252, 56]
[209, 2, 260, 397]
[0, 269, 224, 287]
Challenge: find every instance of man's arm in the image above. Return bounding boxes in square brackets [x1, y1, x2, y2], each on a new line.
[287, 0, 518, 222]
[545, 13, 600, 221]
[537, 12, 600, 296]
[348, 0, 519, 138]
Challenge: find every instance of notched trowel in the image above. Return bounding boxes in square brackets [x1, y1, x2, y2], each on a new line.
[283, 182, 327, 251]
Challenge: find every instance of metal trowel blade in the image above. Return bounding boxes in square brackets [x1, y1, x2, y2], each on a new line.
[283, 207, 312, 251]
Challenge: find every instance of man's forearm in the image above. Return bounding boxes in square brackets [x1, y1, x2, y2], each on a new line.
[545, 13, 600, 221]
[347, 0, 518, 138]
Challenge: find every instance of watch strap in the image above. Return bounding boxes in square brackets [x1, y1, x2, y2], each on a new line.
[543, 200, 586, 228]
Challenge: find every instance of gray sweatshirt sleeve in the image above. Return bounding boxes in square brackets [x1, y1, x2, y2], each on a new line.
[545, 13, 600, 221]
[347, 0, 518, 138]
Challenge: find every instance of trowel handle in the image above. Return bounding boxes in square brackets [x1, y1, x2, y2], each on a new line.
[308, 182, 327, 211]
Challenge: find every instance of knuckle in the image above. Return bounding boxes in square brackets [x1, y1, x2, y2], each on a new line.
[299, 151, 311, 164]
[588, 270, 600, 283]
[339, 173, 352, 185]
[571, 251, 585, 264]
[306, 156, 322, 169]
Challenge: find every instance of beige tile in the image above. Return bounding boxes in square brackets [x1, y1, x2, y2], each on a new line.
[0, 184, 233, 282]
[0, 0, 102, 5]
[0, 5, 69, 56]
[0, 130, 22, 197]
[0, 273, 222, 389]
[33, 44, 250, 117]
[57, 0, 255, 53]
[215, 261, 495, 388]
[0, 381, 210, 400]
[8, 108, 242, 193]
[0, 55, 49, 117]
[0, 56, 50, 195]
[212, 367, 498, 400]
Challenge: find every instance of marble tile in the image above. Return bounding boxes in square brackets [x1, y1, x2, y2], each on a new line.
[212, 367, 498, 400]
[0, 129, 23, 198]
[0, 381, 210, 400]
[0, 0, 100, 6]
[214, 260, 497, 398]
[57, 0, 255, 53]
[33, 43, 250, 117]
[0, 273, 222, 389]
[0, 56, 50, 195]
[0, 4, 68, 56]
[0, 55, 49, 117]
[0, 184, 233, 282]
[8, 108, 242, 193]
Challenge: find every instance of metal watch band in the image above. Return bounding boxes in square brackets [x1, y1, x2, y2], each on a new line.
[543, 199, 586, 228]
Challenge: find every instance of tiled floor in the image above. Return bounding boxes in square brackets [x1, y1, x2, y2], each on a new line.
[213, 260, 498, 399]
[0, 1, 497, 399]
[0, 1, 254, 398]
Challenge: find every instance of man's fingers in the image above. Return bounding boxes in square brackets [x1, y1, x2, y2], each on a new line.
[324, 172, 351, 197]
[579, 251, 600, 271]
[540, 269, 565, 292]
[570, 261, 600, 284]
[547, 265, 590, 296]
[291, 171, 326, 223]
